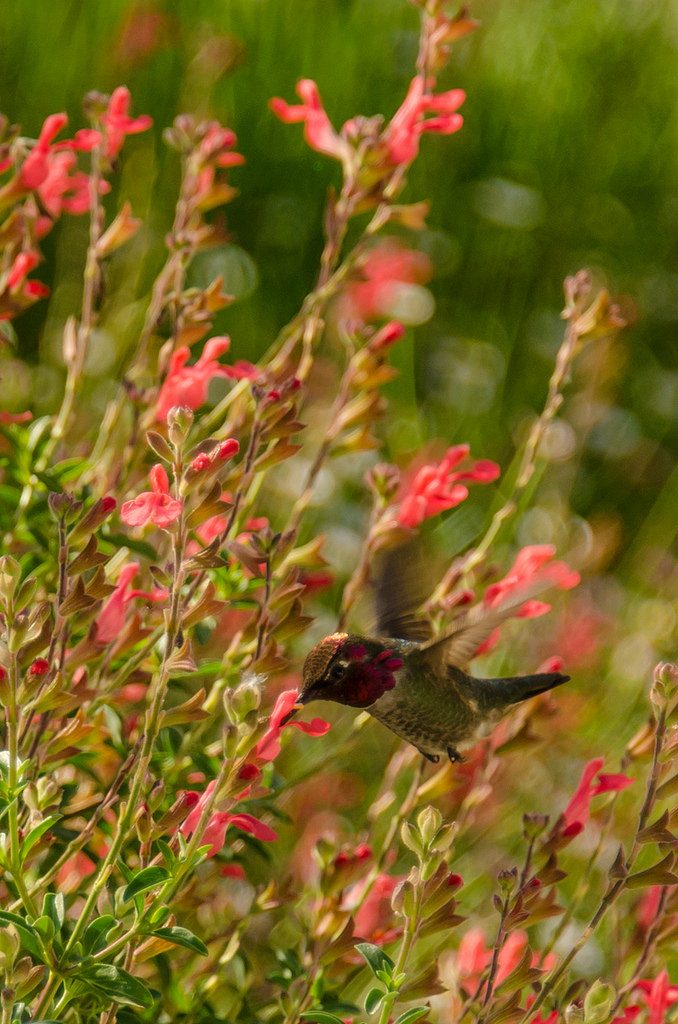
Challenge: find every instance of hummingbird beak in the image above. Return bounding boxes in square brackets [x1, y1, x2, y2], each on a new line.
[279, 693, 308, 726]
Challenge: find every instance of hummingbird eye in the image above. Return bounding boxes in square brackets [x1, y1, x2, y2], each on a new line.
[329, 661, 345, 680]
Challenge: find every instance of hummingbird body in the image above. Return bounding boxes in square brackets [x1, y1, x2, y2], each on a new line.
[295, 630, 568, 762]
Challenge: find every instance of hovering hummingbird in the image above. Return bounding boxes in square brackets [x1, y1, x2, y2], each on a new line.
[283, 540, 569, 763]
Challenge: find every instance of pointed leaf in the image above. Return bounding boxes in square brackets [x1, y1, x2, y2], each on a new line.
[355, 942, 395, 978]
[123, 866, 170, 902]
[151, 926, 208, 956]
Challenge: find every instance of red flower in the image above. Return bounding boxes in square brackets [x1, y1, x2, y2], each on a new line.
[37, 150, 101, 217]
[189, 438, 240, 473]
[352, 873, 403, 945]
[6, 250, 40, 291]
[101, 86, 152, 159]
[635, 973, 678, 1024]
[344, 242, 431, 323]
[156, 337, 257, 421]
[95, 562, 167, 643]
[562, 758, 633, 833]
[18, 113, 70, 189]
[369, 320, 406, 352]
[254, 688, 331, 762]
[270, 74, 464, 172]
[384, 75, 465, 165]
[29, 658, 49, 676]
[398, 444, 500, 529]
[0, 411, 32, 424]
[120, 464, 183, 528]
[269, 80, 353, 166]
[180, 781, 277, 856]
[484, 544, 580, 617]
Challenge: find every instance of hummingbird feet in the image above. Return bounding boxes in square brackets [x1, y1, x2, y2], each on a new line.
[447, 746, 464, 764]
[417, 747, 440, 764]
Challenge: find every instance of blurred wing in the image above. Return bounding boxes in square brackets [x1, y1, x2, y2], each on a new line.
[372, 534, 433, 643]
[420, 580, 555, 670]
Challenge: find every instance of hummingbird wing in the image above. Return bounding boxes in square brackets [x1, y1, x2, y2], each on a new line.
[371, 534, 433, 643]
[418, 581, 555, 671]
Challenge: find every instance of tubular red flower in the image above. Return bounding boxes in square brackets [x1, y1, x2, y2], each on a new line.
[384, 76, 465, 165]
[270, 79, 353, 166]
[562, 757, 633, 831]
[255, 688, 330, 762]
[101, 86, 153, 159]
[95, 562, 167, 643]
[156, 337, 256, 421]
[120, 464, 183, 528]
[484, 544, 580, 617]
[398, 444, 500, 529]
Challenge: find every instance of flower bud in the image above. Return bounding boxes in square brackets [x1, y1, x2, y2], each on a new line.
[583, 981, 616, 1024]
[391, 877, 416, 917]
[0, 555, 21, 605]
[167, 405, 194, 448]
[417, 805, 442, 846]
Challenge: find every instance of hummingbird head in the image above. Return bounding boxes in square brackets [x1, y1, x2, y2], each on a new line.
[296, 632, 405, 710]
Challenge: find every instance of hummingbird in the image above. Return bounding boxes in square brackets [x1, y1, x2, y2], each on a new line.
[283, 539, 569, 763]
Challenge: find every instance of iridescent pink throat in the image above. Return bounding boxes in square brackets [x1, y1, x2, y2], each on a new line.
[342, 643, 404, 706]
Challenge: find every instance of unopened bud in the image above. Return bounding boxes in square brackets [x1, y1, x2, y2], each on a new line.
[167, 406, 194, 448]
[417, 805, 442, 846]
[391, 877, 416, 917]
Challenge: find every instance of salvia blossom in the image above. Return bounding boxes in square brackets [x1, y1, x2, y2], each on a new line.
[120, 464, 182, 528]
[562, 757, 633, 834]
[352, 873, 403, 945]
[456, 928, 555, 995]
[344, 242, 432, 323]
[484, 544, 581, 617]
[635, 973, 678, 1024]
[189, 438, 240, 473]
[398, 443, 500, 529]
[180, 782, 277, 857]
[95, 562, 167, 643]
[101, 86, 153, 159]
[0, 410, 32, 423]
[156, 337, 257, 421]
[270, 74, 464, 174]
[254, 688, 330, 762]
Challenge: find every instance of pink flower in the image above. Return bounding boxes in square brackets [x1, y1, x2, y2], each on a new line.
[484, 545, 581, 618]
[95, 562, 167, 643]
[180, 781, 277, 856]
[18, 113, 70, 189]
[156, 337, 257, 421]
[120, 464, 183, 528]
[269, 80, 353, 166]
[562, 758, 633, 833]
[101, 87, 152, 159]
[270, 75, 464, 172]
[6, 250, 40, 291]
[254, 688, 331, 762]
[353, 874, 403, 945]
[384, 75, 465, 165]
[37, 150, 101, 217]
[398, 444, 500, 529]
[345, 242, 431, 323]
[635, 973, 678, 1024]
[0, 411, 32, 424]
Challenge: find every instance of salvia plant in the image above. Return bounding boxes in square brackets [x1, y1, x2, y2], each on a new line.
[0, 2, 675, 1023]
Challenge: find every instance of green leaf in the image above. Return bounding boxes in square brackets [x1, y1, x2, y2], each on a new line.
[122, 866, 170, 902]
[300, 1013, 347, 1024]
[395, 1009, 430, 1024]
[364, 987, 385, 1014]
[151, 926, 208, 956]
[82, 964, 154, 1008]
[355, 942, 395, 979]
[42, 891, 65, 931]
[83, 915, 119, 955]
[0, 910, 42, 960]
[33, 915, 55, 943]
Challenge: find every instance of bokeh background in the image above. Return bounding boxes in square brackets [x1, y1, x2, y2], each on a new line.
[2, 0, 677, 767]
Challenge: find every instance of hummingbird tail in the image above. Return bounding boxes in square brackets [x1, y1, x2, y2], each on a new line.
[484, 671, 570, 708]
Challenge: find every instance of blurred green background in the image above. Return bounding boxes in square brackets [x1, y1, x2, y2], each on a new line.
[2, 0, 677, 704]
